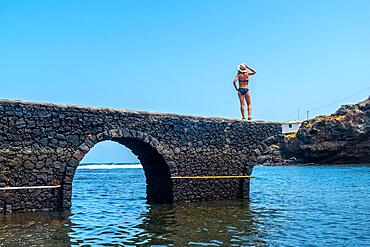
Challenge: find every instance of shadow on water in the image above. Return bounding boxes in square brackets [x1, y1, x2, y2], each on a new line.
[0, 200, 267, 246]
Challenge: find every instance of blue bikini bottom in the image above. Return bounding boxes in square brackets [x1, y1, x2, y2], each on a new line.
[238, 88, 249, 95]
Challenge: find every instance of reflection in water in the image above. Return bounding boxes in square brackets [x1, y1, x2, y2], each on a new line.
[0, 201, 265, 246]
[131, 201, 267, 246]
[0, 211, 71, 246]
[1, 166, 370, 246]
[0, 168, 266, 246]
[67, 167, 267, 246]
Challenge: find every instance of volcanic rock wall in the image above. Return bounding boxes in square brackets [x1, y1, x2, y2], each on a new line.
[0, 99, 281, 213]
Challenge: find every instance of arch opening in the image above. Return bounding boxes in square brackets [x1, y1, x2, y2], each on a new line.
[63, 134, 173, 209]
[80, 140, 140, 164]
[112, 137, 173, 204]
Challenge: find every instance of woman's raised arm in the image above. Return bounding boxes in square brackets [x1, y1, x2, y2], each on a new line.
[246, 65, 256, 75]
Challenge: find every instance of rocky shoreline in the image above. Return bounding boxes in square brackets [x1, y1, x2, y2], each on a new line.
[256, 97, 370, 165]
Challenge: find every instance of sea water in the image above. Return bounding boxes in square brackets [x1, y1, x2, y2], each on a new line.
[0, 165, 369, 246]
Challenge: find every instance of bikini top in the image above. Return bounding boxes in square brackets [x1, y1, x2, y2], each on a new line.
[239, 79, 249, 82]
[238, 74, 249, 82]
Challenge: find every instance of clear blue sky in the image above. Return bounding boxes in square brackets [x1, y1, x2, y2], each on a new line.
[1, 0, 369, 163]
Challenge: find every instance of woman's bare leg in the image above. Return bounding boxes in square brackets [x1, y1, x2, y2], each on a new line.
[245, 92, 252, 120]
[238, 92, 245, 119]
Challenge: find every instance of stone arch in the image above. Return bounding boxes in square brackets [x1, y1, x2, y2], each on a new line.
[62, 128, 174, 209]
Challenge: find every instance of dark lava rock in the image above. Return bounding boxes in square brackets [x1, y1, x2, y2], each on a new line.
[282, 96, 370, 164]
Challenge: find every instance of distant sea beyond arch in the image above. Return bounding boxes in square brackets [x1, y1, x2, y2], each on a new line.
[77, 163, 143, 169]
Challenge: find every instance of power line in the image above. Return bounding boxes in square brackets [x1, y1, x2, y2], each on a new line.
[297, 85, 370, 120]
[308, 85, 370, 112]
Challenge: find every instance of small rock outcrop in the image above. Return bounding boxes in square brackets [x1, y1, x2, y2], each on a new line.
[254, 135, 297, 165]
[282, 97, 370, 164]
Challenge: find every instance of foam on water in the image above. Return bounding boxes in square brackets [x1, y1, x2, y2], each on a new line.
[77, 163, 143, 169]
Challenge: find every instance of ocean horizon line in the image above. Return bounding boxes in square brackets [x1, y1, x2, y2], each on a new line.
[78, 163, 142, 169]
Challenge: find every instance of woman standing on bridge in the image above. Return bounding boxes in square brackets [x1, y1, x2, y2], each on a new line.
[233, 63, 256, 121]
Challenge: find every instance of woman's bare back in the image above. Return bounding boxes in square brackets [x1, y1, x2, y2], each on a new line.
[238, 73, 249, 89]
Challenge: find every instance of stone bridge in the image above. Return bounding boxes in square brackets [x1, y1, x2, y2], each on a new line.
[0, 99, 281, 213]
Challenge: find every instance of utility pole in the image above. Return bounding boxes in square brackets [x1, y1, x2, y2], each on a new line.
[306, 110, 309, 120]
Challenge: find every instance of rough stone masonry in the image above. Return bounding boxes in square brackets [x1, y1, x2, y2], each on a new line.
[0, 99, 281, 213]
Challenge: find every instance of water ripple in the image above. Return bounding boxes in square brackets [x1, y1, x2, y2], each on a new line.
[1, 166, 370, 246]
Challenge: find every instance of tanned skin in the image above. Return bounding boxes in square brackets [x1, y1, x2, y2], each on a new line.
[233, 65, 256, 120]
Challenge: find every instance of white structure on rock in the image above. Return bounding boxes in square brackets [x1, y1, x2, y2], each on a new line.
[282, 120, 302, 134]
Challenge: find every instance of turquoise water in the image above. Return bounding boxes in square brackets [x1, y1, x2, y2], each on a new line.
[1, 165, 369, 246]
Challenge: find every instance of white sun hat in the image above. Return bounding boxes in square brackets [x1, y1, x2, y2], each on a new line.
[237, 63, 248, 73]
